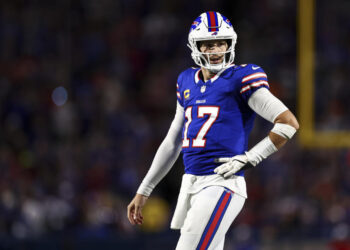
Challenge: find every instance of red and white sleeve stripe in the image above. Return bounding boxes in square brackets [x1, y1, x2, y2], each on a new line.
[176, 83, 181, 99]
[240, 73, 269, 94]
[242, 72, 267, 83]
[240, 80, 269, 93]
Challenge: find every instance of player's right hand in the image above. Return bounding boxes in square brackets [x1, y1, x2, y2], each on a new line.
[127, 193, 149, 225]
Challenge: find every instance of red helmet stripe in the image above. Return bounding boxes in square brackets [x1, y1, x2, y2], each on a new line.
[207, 11, 218, 32]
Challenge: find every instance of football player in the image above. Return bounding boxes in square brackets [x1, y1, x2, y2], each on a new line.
[127, 11, 299, 250]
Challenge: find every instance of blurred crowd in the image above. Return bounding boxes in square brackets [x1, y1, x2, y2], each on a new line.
[0, 0, 349, 249]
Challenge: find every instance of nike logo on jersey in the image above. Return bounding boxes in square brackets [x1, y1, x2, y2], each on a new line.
[252, 66, 260, 70]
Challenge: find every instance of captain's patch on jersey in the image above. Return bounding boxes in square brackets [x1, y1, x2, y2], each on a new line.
[184, 89, 190, 99]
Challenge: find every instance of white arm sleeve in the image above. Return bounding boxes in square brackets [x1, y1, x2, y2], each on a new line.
[136, 102, 184, 196]
[247, 88, 288, 123]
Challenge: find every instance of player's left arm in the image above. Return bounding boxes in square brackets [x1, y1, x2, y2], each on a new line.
[215, 88, 299, 177]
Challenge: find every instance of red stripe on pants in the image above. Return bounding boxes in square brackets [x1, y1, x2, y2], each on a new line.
[199, 192, 231, 250]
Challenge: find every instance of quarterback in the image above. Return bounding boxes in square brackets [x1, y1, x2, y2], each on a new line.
[127, 11, 299, 250]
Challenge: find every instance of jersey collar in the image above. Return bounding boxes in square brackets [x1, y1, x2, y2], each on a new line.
[195, 64, 235, 84]
[195, 68, 201, 83]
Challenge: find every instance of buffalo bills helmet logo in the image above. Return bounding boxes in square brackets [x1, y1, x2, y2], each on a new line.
[221, 15, 232, 27]
[190, 16, 202, 31]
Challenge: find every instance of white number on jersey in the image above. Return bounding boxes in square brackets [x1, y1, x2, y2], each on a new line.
[182, 107, 192, 148]
[182, 106, 220, 148]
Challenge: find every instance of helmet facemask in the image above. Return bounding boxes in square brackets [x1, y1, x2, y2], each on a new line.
[188, 39, 235, 73]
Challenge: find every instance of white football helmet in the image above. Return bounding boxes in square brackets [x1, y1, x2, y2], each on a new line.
[188, 12, 237, 73]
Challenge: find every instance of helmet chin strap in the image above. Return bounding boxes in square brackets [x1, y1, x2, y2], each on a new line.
[207, 65, 223, 73]
[202, 52, 228, 73]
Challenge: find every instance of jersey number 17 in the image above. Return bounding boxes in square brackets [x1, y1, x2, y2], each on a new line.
[182, 106, 220, 148]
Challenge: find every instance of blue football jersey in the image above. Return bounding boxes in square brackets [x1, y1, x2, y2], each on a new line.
[176, 64, 270, 176]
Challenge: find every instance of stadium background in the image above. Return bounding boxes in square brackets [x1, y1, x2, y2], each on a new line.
[0, 0, 349, 249]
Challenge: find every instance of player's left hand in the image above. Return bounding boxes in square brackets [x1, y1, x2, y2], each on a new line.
[214, 154, 250, 178]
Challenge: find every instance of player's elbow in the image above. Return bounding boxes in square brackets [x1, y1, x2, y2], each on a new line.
[289, 117, 299, 130]
[286, 113, 299, 130]
[274, 110, 299, 130]
[161, 137, 183, 154]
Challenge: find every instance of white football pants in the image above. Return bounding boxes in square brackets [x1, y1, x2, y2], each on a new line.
[175, 186, 245, 250]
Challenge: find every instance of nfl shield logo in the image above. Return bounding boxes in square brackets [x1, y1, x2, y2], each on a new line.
[201, 85, 206, 93]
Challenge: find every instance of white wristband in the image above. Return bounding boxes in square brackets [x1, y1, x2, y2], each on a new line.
[271, 123, 296, 139]
[245, 136, 277, 166]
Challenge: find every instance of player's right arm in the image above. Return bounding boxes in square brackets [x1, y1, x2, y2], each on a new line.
[127, 101, 184, 225]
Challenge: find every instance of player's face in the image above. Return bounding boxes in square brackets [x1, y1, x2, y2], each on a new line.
[199, 40, 228, 64]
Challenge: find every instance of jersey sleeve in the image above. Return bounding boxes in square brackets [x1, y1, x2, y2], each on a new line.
[176, 73, 184, 107]
[239, 64, 270, 103]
